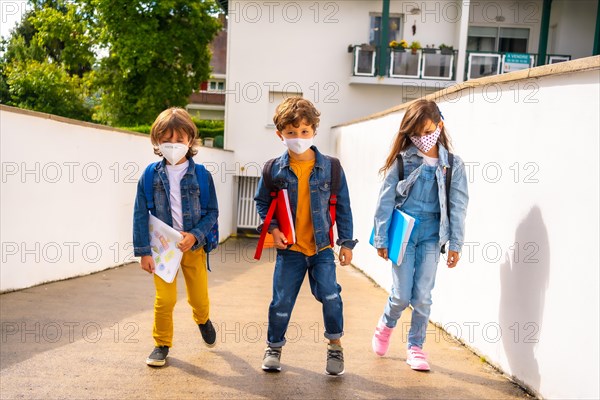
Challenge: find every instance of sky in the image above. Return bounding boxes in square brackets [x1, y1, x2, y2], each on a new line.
[0, 0, 29, 40]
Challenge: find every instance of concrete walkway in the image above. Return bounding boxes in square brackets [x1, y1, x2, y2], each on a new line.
[0, 238, 530, 399]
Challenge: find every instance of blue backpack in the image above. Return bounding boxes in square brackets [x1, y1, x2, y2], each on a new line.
[143, 162, 219, 269]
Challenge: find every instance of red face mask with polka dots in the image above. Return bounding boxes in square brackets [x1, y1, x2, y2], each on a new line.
[410, 125, 441, 153]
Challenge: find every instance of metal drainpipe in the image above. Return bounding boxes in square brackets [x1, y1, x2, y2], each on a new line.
[378, 0, 390, 77]
[537, 0, 553, 66]
[594, 0, 600, 55]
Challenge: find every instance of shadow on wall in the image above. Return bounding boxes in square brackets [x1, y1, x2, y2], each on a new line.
[499, 205, 550, 394]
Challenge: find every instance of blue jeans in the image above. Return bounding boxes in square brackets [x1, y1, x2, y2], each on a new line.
[267, 248, 343, 347]
[382, 212, 441, 349]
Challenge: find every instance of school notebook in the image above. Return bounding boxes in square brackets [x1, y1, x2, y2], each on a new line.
[149, 214, 184, 283]
[369, 209, 416, 266]
[254, 189, 296, 260]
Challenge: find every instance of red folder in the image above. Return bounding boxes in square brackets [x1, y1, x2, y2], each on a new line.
[254, 189, 296, 260]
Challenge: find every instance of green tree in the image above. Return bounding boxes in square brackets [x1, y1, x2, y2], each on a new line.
[1, 1, 95, 120]
[89, 0, 221, 125]
[4, 59, 93, 119]
[1, 0, 221, 125]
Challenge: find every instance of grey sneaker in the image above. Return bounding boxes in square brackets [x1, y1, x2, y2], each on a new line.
[146, 346, 169, 367]
[198, 319, 216, 347]
[261, 347, 282, 372]
[326, 344, 345, 375]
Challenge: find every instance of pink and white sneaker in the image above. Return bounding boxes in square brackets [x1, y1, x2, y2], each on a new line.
[406, 346, 430, 371]
[372, 321, 394, 356]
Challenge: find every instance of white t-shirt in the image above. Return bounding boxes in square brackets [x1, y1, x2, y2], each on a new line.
[418, 151, 439, 167]
[165, 160, 189, 231]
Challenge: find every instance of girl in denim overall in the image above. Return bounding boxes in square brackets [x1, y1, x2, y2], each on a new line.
[371, 100, 469, 371]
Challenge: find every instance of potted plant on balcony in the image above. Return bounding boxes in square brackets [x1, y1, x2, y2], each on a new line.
[390, 39, 408, 52]
[439, 43, 454, 55]
[358, 42, 376, 52]
[409, 41, 421, 55]
[422, 45, 436, 54]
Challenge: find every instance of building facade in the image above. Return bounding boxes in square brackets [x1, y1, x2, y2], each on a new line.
[222, 0, 599, 231]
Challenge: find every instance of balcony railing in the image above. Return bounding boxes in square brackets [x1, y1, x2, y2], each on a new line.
[464, 51, 572, 80]
[351, 45, 571, 83]
[353, 45, 378, 76]
[351, 45, 457, 81]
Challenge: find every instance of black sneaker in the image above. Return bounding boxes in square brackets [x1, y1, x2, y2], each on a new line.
[198, 319, 216, 347]
[146, 346, 169, 367]
[261, 347, 282, 372]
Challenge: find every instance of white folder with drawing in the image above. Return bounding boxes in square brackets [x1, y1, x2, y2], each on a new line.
[149, 214, 183, 283]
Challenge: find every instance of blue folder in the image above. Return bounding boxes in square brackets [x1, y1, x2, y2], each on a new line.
[370, 208, 417, 265]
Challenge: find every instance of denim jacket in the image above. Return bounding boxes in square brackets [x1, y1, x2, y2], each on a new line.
[373, 144, 469, 252]
[133, 158, 219, 257]
[254, 146, 357, 251]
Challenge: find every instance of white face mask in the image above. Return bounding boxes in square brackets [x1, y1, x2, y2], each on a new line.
[282, 137, 314, 154]
[159, 143, 189, 165]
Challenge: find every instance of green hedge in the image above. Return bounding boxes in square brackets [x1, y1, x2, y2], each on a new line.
[119, 119, 224, 139]
[120, 125, 152, 134]
[193, 119, 224, 139]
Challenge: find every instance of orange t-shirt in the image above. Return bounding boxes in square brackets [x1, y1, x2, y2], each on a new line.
[289, 157, 316, 256]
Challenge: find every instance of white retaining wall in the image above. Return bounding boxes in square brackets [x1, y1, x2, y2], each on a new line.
[332, 57, 600, 399]
[0, 107, 236, 292]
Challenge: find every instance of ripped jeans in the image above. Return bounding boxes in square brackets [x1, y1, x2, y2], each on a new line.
[267, 248, 343, 347]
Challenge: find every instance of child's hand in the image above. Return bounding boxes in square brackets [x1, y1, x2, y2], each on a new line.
[177, 231, 197, 253]
[447, 250, 460, 268]
[338, 247, 353, 266]
[377, 248, 389, 261]
[271, 228, 289, 249]
[140, 255, 155, 274]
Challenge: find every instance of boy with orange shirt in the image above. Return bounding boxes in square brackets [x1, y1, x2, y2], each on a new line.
[254, 97, 357, 375]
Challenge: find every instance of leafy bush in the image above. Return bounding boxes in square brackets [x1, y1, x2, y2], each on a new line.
[5, 60, 93, 121]
[119, 119, 225, 140]
[119, 125, 152, 134]
[193, 118, 224, 139]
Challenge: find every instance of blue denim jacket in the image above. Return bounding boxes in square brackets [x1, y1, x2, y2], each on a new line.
[133, 158, 219, 257]
[373, 144, 469, 252]
[254, 146, 357, 251]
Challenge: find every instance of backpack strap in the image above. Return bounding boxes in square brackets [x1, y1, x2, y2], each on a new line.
[445, 153, 454, 218]
[254, 158, 279, 260]
[441, 153, 454, 254]
[194, 163, 216, 270]
[325, 156, 342, 247]
[327, 156, 342, 195]
[262, 158, 277, 194]
[396, 153, 404, 180]
[143, 162, 161, 212]
[195, 164, 209, 216]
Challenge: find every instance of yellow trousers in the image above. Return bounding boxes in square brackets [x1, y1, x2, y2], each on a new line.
[152, 247, 209, 348]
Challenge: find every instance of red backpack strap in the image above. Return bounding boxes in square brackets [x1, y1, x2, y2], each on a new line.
[254, 193, 278, 260]
[326, 156, 342, 247]
[254, 158, 278, 260]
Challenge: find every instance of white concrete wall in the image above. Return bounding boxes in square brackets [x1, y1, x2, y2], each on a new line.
[0, 107, 236, 292]
[332, 59, 600, 399]
[224, 0, 463, 173]
[549, 0, 598, 59]
[468, 0, 543, 54]
[399, 1, 461, 50]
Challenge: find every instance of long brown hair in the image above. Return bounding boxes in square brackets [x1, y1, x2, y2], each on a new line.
[379, 99, 452, 174]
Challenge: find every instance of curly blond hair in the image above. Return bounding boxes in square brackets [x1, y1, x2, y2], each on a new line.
[273, 97, 321, 132]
